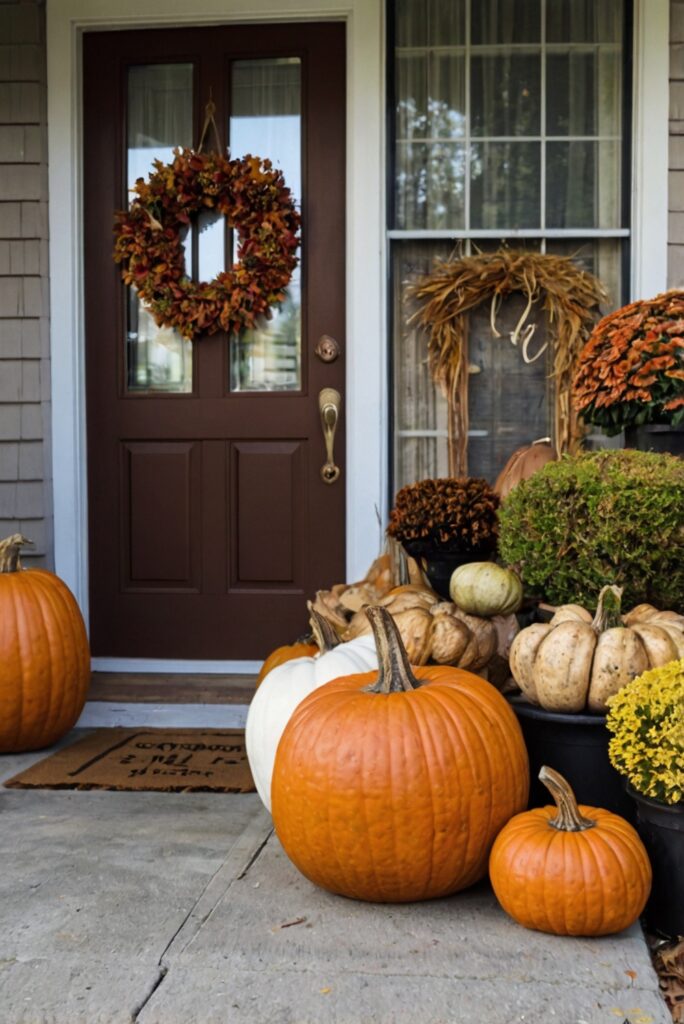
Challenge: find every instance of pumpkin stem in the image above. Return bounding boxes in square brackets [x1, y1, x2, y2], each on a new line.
[0, 533, 33, 573]
[591, 585, 624, 632]
[539, 766, 596, 832]
[362, 606, 420, 693]
[307, 602, 340, 654]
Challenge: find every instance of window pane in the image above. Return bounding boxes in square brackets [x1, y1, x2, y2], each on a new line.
[546, 140, 621, 228]
[126, 63, 194, 393]
[393, 241, 451, 490]
[547, 0, 623, 44]
[392, 240, 554, 488]
[428, 0, 466, 45]
[471, 0, 541, 44]
[547, 51, 621, 136]
[396, 142, 466, 229]
[228, 58, 302, 393]
[470, 142, 541, 229]
[396, 54, 428, 141]
[395, 0, 428, 47]
[430, 55, 466, 139]
[471, 54, 541, 137]
[545, 238, 623, 309]
[467, 295, 552, 482]
[395, 0, 466, 47]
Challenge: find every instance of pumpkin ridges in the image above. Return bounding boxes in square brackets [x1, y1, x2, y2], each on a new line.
[2, 577, 24, 748]
[274, 675, 527, 901]
[31, 572, 69, 744]
[414, 687, 482, 888]
[0, 568, 89, 752]
[423, 688, 504, 883]
[14, 573, 50, 749]
[29, 571, 89, 744]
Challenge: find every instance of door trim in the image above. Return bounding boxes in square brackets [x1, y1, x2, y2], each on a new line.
[47, 0, 387, 662]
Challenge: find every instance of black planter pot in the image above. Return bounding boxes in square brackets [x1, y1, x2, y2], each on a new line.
[624, 422, 684, 457]
[628, 787, 684, 939]
[415, 549, 494, 599]
[508, 697, 634, 822]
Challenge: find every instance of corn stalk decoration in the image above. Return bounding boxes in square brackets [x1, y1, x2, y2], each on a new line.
[407, 249, 607, 476]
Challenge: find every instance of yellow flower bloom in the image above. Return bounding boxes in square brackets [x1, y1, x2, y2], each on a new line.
[605, 658, 684, 805]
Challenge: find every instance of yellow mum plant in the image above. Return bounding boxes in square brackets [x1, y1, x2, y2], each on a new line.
[606, 658, 684, 805]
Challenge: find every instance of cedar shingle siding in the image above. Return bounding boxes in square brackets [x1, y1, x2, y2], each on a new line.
[671, 1, 684, 284]
[0, 0, 51, 566]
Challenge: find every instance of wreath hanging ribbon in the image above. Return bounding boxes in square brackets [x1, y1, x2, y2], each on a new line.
[113, 131, 301, 340]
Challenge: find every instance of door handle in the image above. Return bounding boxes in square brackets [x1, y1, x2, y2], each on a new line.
[319, 388, 341, 484]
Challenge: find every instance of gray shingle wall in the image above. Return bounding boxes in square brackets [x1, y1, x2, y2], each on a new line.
[0, 0, 52, 567]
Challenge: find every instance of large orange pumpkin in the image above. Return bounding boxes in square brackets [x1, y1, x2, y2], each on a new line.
[489, 766, 651, 936]
[272, 606, 529, 902]
[0, 534, 90, 752]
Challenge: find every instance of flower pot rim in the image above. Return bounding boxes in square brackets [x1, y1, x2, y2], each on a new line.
[507, 695, 606, 726]
[626, 783, 684, 813]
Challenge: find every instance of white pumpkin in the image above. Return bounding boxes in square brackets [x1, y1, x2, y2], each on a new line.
[246, 633, 378, 811]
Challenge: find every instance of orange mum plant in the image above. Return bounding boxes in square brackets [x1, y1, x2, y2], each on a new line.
[573, 290, 684, 435]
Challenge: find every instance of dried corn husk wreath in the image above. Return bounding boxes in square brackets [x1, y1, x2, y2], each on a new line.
[407, 250, 607, 475]
[113, 147, 300, 340]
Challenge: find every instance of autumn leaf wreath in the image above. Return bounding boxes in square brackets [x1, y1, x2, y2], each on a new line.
[113, 147, 301, 340]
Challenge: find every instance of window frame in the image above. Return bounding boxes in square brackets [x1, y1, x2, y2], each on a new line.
[387, 0, 638, 495]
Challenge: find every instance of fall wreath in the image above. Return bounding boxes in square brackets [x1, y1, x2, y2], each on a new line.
[407, 249, 607, 475]
[113, 147, 301, 340]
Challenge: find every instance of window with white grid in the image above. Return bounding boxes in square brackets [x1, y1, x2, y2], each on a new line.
[389, 0, 630, 488]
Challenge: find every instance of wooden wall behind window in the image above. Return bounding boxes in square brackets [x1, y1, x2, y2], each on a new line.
[0, 0, 52, 567]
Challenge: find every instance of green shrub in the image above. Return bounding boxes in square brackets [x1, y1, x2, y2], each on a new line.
[498, 449, 684, 610]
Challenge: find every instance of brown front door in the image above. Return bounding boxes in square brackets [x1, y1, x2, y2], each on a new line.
[83, 24, 346, 659]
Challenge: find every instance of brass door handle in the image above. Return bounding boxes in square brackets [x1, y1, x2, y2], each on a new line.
[319, 388, 341, 484]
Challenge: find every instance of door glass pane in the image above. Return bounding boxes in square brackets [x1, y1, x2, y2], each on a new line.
[229, 58, 302, 392]
[126, 63, 194, 393]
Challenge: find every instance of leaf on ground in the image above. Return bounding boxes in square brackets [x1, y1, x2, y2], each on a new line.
[653, 937, 684, 1023]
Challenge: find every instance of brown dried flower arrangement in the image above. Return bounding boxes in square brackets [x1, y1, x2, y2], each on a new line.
[387, 477, 500, 559]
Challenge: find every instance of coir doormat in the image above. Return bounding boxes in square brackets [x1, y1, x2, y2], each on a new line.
[4, 729, 255, 793]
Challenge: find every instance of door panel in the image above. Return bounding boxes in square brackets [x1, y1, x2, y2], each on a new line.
[233, 441, 304, 585]
[83, 24, 346, 658]
[123, 441, 199, 588]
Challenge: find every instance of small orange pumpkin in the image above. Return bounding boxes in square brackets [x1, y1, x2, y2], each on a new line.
[255, 601, 341, 689]
[0, 534, 90, 752]
[494, 438, 556, 498]
[272, 606, 529, 902]
[255, 641, 319, 688]
[489, 766, 652, 936]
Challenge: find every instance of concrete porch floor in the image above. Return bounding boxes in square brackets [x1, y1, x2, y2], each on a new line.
[0, 731, 671, 1024]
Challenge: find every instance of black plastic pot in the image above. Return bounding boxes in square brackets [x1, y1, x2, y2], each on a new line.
[628, 787, 684, 939]
[508, 697, 634, 822]
[624, 423, 684, 457]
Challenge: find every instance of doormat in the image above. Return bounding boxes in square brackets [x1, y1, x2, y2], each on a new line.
[3, 729, 255, 793]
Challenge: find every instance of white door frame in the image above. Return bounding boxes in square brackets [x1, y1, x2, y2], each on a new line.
[47, 0, 386, 671]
